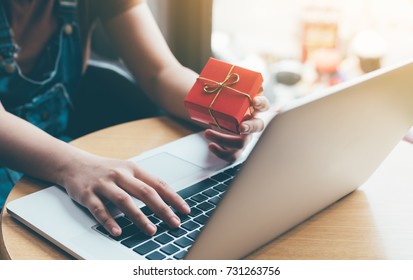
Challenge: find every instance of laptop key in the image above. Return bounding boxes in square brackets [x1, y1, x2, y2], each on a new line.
[112, 224, 140, 241]
[205, 209, 215, 217]
[188, 207, 202, 217]
[185, 198, 197, 207]
[173, 250, 187, 260]
[121, 231, 150, 248]
[181, 220, 200, 231]
[174, 237, 193, 248]
[197, 202, 214, 211]
[213, 184, 228, 192]
[148, 215, 161, 224]
[194, 215, 208, 225]
[146, 251, 166, 260]
[177, 178, 218, 199]
[191, 193, 208, 203]
[223, 179, 233, 186]
[140, 206, 154, 216]
[203, 189, 219, 197]
[96, 222, 138, 241]
[223, 166, 239, 176]
[208, 196, 221, 205]
[168, 227, 187, 238]
[187, 230, 200, 240]
[95, 225, 109, 236]
[155, 233, 174, 245]
[211, 172, 232, 182]
[174, 211, 190, 222]
[160, 244, 180, 255]
[157, 222, 170, 233]
[133, 240, 160, 255]
[115, 216, 132, 228]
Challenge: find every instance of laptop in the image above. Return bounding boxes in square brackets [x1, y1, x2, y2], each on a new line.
[6, 59, 413, 260]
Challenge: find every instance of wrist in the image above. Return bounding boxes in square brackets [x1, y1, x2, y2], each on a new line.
[53, 146, 98, 188]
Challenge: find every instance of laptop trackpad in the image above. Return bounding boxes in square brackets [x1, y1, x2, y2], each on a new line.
[136, 152, 203, 184]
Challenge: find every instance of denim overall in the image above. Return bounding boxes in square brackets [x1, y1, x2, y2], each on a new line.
[0, 0, 82, 208]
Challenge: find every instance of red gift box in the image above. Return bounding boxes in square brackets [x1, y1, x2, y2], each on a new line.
[184, 58, 263, 134]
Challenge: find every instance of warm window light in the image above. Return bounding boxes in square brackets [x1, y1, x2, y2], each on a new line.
[213, 0, 413, 63]
[212, 0, 413, 104]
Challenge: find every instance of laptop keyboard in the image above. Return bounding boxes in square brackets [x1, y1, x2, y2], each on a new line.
[93, 163, 242, 260]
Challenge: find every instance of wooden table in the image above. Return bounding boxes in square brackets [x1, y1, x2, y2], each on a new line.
[1, 116, 413, 260]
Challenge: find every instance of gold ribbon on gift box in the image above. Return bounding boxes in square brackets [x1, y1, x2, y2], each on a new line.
[197, 65, 254, 131]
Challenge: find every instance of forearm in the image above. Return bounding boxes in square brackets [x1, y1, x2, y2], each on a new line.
[0, 109, 90, 186]
[0, 108, 190, 236]
[147, 64, 197, 119]
[104, 3, 198, 120]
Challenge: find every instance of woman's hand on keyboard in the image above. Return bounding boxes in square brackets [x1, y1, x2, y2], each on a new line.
[0, 109, 189, 238]
[204, 95, 270, 162]
[61, 153, 190, 237]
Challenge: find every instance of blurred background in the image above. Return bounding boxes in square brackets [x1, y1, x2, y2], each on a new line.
[93, 0, 413, 107]
[211, 0, 413, 106]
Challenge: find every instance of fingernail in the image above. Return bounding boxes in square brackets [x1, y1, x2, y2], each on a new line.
[254, 98, 262, 107]
[146, 223, 156, 236]
[111, 227, 121, 236]
[182, 203, 191, 214]
[241, 124, 250, 134]
[170, 216, 180, 227]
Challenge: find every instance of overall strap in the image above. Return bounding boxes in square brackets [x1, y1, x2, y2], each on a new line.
[0, 2, 20, 73]
[57, 0, 79, 23]
[57, 0, 79, 36]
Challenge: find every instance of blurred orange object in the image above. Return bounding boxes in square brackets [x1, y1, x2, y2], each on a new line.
[312, 48, 341, 74]
[301, 4, 338, 62]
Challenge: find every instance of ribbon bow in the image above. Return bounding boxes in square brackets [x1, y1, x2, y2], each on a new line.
[196, 65, 254, 132]
[203, 73, 240, 94]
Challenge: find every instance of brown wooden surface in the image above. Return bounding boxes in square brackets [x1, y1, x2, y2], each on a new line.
[1, 116, 413, 260]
